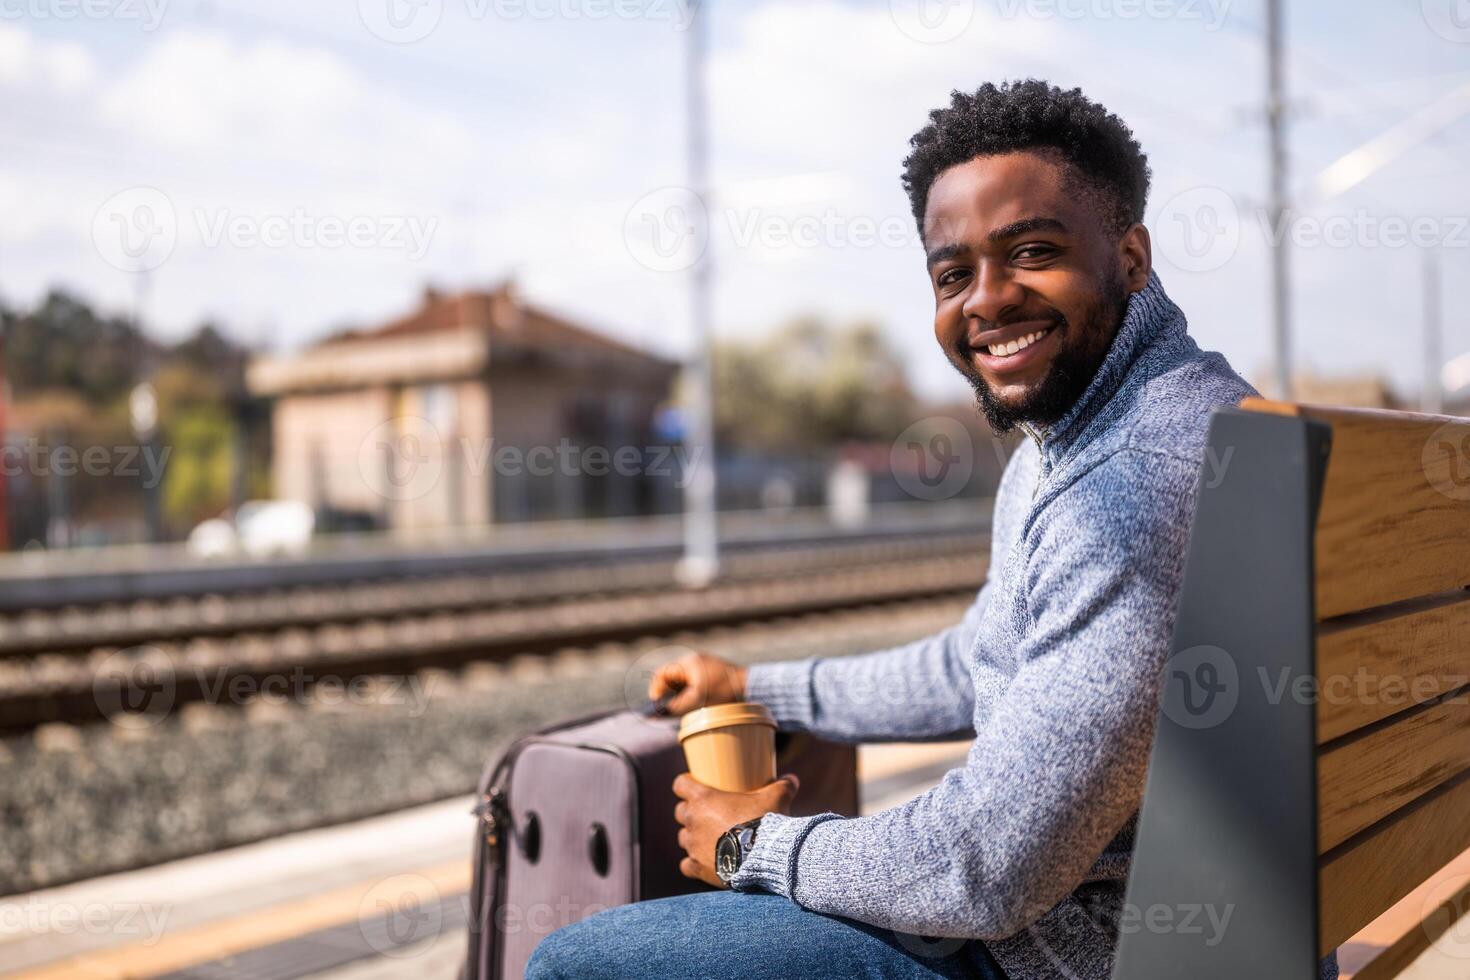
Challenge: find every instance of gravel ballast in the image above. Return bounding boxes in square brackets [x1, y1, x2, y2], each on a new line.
[0, 599, 966, 895]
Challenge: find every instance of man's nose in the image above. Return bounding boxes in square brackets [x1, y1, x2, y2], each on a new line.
[961, 264, 1025, 326]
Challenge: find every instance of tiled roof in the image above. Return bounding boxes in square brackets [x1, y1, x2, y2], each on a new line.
[323, 282, 669, 365]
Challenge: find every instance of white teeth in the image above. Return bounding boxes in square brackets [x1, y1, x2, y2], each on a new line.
[988, 329, 1047, 357]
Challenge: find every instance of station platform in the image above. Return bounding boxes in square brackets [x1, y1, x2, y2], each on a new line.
[4, 739, 1461, 980]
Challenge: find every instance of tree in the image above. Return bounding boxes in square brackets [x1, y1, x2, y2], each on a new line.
[713, 317, 916, 452]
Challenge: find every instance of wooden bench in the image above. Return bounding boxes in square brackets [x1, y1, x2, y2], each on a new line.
[1112, 398, 1470, 979]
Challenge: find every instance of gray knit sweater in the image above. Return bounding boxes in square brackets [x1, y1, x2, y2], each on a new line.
[731, 272, 1338, 980]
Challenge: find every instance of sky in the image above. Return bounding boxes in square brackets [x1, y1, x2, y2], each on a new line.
[2, 0, 1469, 403]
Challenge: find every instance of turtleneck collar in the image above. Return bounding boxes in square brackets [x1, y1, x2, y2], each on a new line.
[1023, 269, 1187, 466]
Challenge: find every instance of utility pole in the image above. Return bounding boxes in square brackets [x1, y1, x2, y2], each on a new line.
[1266, 0, 1292, 400]
[1423, 249, 1443, 414]
[677, 0, 719, 588]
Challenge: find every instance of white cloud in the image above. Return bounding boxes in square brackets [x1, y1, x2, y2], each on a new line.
[0, 23, 97, 91]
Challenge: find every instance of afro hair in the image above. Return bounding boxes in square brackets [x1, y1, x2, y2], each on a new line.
[901, 79, 1151, 239]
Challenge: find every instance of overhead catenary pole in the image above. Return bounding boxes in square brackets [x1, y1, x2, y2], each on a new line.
[1266, 0, 1293, 400]
[677, 0, 719, 588]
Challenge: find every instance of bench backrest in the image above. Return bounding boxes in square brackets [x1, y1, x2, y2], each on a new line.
[1112, 398, 1470, 979]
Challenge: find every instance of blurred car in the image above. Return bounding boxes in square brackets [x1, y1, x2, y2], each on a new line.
[186, 501, 316, 559]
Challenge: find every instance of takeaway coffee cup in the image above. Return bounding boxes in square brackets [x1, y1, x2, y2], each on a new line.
[677, 702, 777, 792]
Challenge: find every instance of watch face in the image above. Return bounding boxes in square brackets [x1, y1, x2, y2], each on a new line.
[715, 833, 741, 880]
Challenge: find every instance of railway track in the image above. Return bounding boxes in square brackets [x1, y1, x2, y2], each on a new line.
[0, 530, 984, 659]
[1, 544, 987, 732]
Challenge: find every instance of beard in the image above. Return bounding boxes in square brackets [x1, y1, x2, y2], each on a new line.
[955, 272, 1131, 435]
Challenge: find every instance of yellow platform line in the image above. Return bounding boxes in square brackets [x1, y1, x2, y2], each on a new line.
[8, 861, 473, 980]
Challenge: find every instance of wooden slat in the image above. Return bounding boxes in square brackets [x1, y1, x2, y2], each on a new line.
[1241, 398, 1470, 619]
[1317, 595, 1470, 743]
[1319, 773, 1470, 956]
[1318, 695, 1470, 852]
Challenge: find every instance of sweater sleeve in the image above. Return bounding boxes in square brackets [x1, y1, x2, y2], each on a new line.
[729, 450, 1197, 940]
[743, 579, 987, 742]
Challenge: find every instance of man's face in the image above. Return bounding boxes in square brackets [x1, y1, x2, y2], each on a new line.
[922, 151, 1148, 433]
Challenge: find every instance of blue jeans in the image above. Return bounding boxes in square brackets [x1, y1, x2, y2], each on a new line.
[526, 890, 1008, 979]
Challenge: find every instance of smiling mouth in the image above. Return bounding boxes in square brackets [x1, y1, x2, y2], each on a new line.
[984, 325, 1055, 358]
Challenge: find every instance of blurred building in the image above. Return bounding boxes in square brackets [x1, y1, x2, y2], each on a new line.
[247, 281, 678, 531]
[1253, 371, 1401, 410]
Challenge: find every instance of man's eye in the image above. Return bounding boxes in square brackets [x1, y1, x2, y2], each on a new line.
[937, 268, 970, 287]
[1014, 244, 1056, 261]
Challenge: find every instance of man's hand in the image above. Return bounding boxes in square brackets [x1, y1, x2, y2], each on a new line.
[672, 772, 800, 888]
[649, 650, 749, 716]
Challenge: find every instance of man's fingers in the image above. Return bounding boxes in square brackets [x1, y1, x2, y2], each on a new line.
[664, 687, 705, 715]
[647, 663, 687, 701]
[672, 773, 706, 800]
[779, 773, 801, 795]
[674, 801, 689, 825]
[679, 857, 701, 881]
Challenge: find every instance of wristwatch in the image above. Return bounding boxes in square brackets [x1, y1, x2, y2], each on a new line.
[715, 817, 762, 883]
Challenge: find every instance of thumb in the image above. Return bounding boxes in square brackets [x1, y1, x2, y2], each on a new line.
[777, 772, 800, 795]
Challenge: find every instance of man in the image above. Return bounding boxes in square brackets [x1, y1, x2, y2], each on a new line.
[528, 79, 1336, 980]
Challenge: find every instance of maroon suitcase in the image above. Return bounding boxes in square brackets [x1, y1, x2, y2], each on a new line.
[464, 709, 859, 980]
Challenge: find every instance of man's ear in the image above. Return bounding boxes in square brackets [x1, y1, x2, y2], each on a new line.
[1118, 223, 1152, 292]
